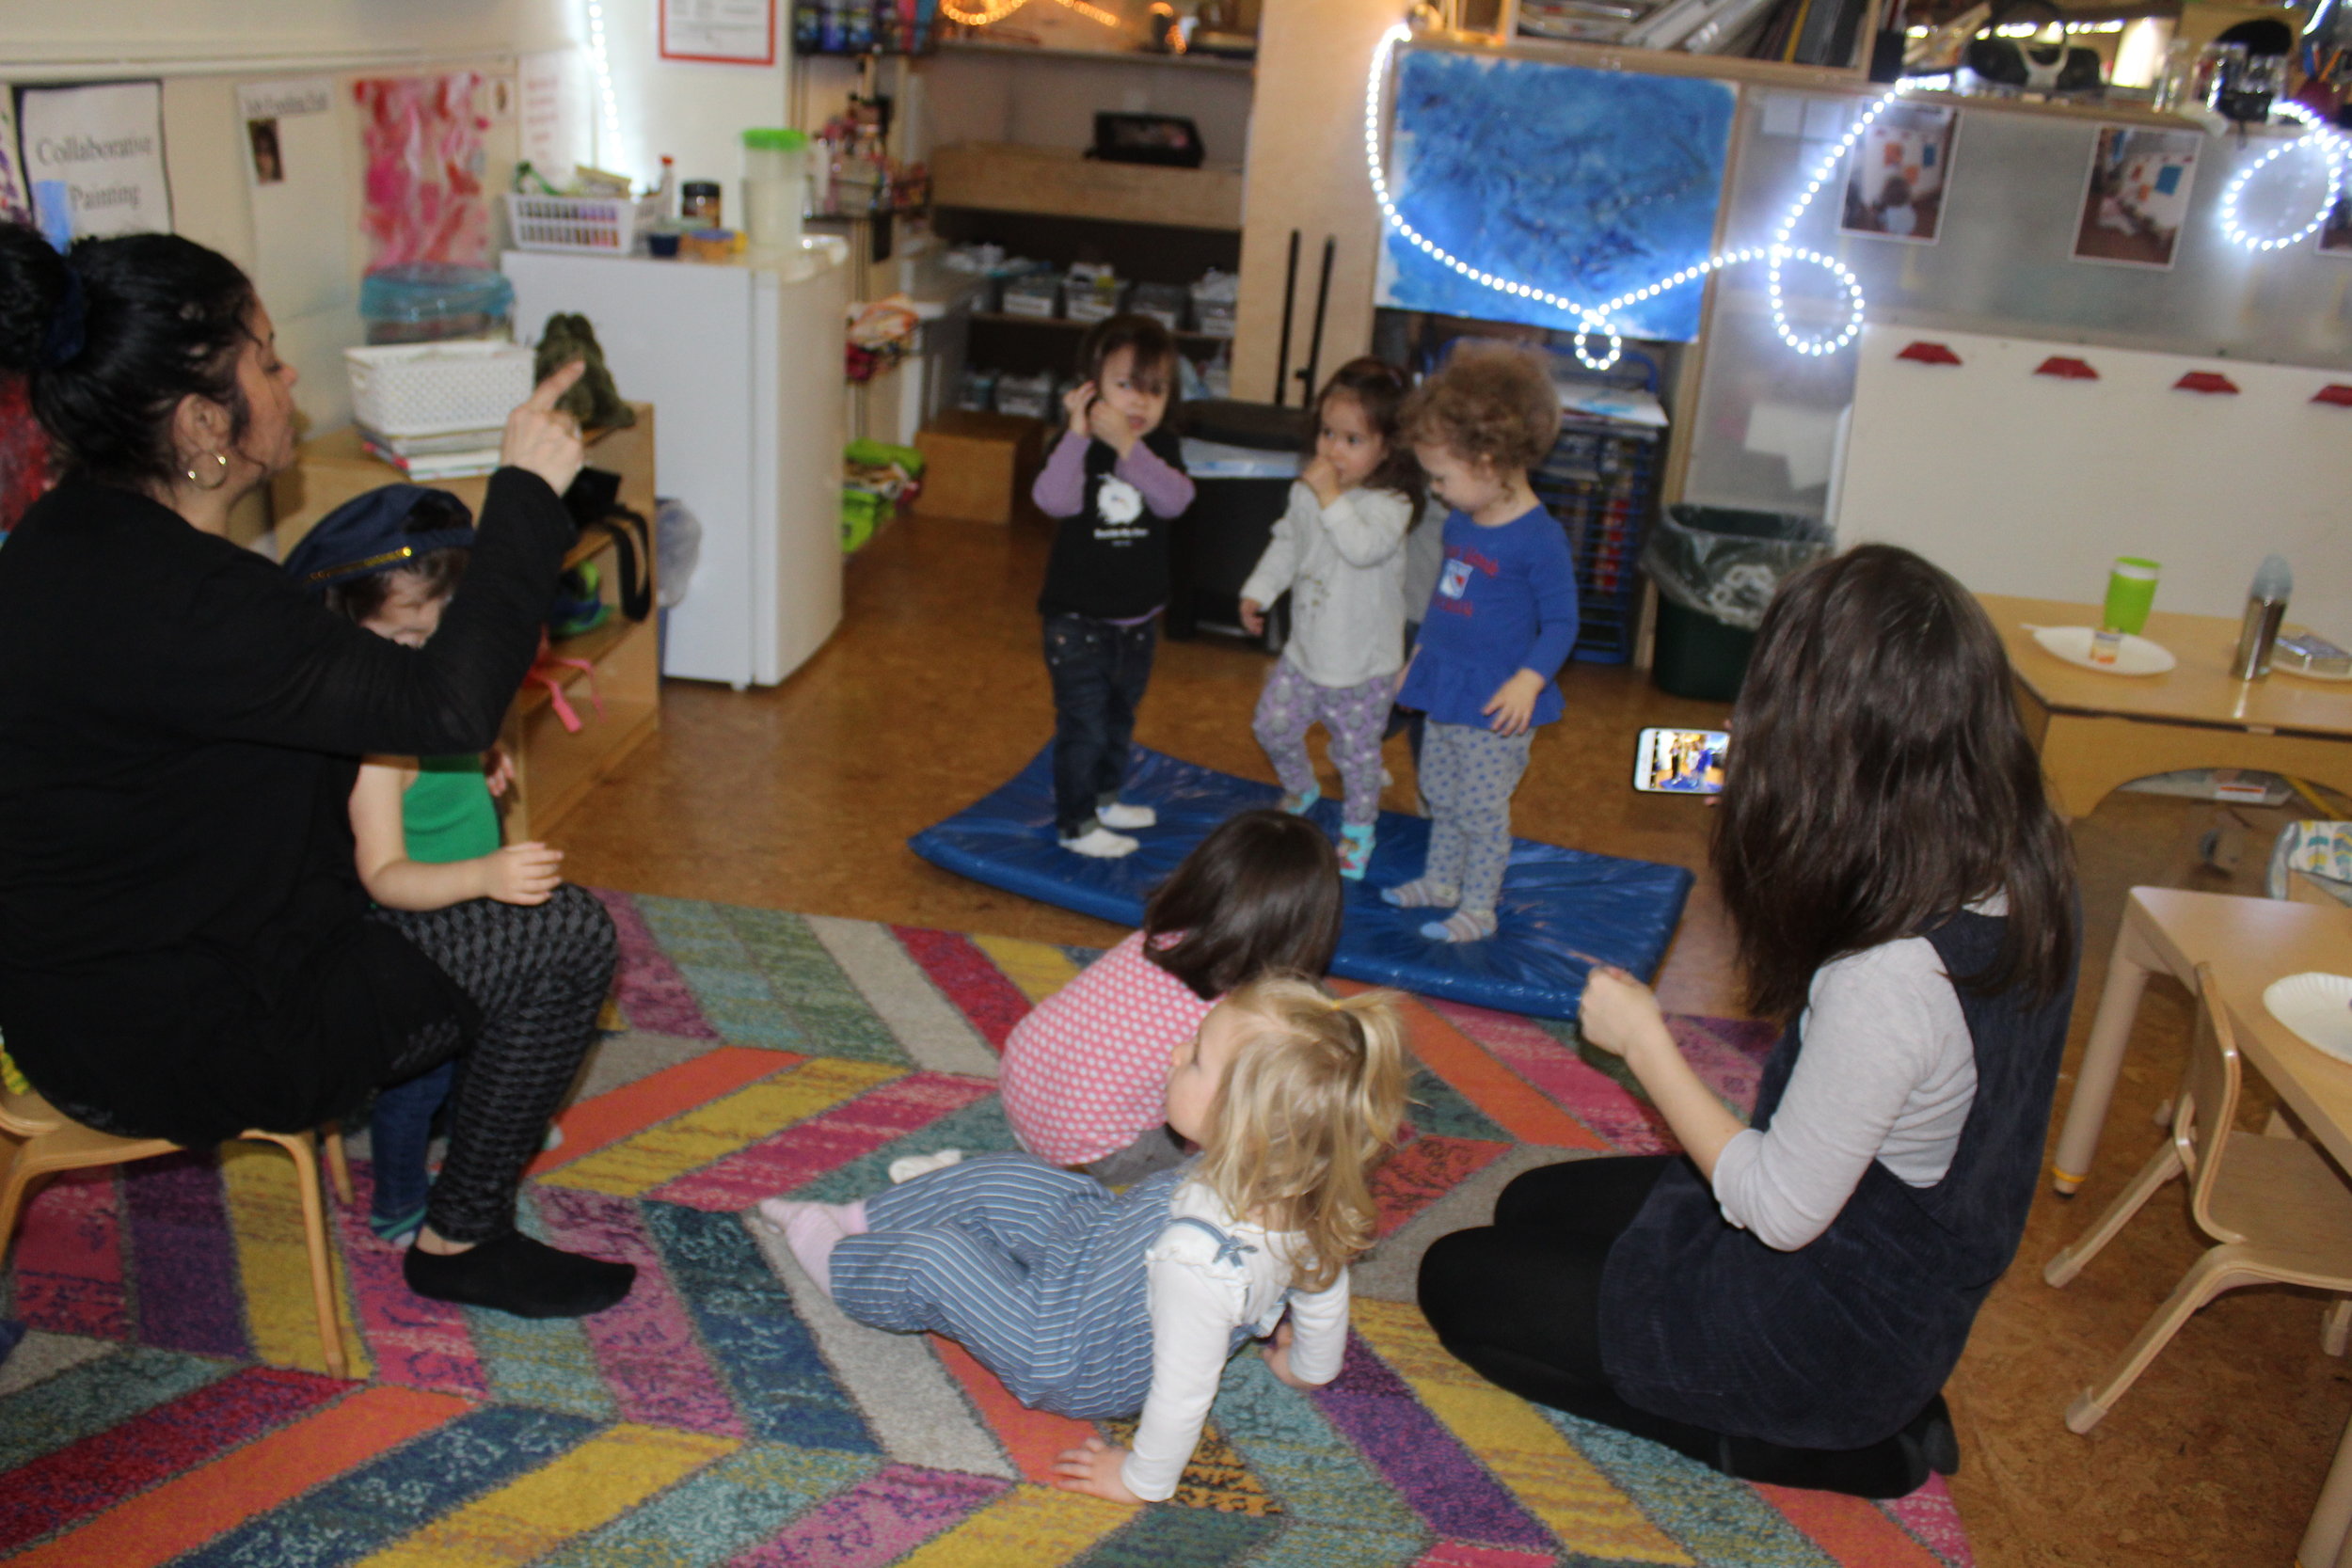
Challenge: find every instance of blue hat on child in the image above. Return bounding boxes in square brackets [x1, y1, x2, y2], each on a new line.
[281, 483, 476, 593]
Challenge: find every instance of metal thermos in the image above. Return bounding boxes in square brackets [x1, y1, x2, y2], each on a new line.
[2231, 553, 2293, 681]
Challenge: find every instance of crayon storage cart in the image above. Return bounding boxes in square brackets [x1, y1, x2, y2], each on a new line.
[1527, 350, 1670, 666]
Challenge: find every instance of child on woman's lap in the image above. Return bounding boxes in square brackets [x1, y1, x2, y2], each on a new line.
[284, 486, 567, 1243]
[1381, 343, 1577, 943]
[1238, 358, 1422, 880]
[760, 975, 1408, 1504]
[1032, 315, 1196, 861]
[999, 809, 1341, 1182]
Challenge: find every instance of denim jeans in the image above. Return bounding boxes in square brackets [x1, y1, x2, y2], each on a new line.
[369, 1058, 454, 1233]
[1042, 611, 1156, 837]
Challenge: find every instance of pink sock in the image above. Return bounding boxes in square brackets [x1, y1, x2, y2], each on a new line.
[755, 1198, 867, 1295]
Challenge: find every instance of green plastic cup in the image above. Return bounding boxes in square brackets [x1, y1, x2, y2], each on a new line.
[2102, 558, 2160, 636]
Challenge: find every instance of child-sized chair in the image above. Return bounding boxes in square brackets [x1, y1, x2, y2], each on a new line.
[0, 1085, 355, 1378]
[2042, 962, 2352, 1433]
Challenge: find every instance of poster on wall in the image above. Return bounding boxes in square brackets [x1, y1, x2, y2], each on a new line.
[661, 0, 778, 64]
[519, 51, 591, 185]
[354, 74, 492, 269]
[2072, 125, 2200, 270]
[0, 91, 29, 224]
[1840, 103, 1958, 245]
[1374, 51, 1735, 341]
[16, 81, 169, 241]
[237, 78, 354, 322]
[2320, 193, 2352, 254]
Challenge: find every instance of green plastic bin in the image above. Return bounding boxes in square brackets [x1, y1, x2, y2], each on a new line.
[1652, 595, 1758, 703]
[1644, 504, 1833, 703]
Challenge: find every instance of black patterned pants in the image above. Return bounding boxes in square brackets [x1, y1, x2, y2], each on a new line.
[371, 883, 615, 1243]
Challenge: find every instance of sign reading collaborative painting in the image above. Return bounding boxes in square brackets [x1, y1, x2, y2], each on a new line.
[1374, 51, 1734, 342]
[17, 81, 170, 240]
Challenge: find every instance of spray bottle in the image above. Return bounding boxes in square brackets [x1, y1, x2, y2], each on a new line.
[2231, 554, 2292, 681]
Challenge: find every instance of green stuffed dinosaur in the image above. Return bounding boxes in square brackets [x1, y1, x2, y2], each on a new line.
[532, 312, 637, 432]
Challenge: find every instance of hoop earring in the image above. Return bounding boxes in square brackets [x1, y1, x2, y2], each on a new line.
[186, 452, 230, 491]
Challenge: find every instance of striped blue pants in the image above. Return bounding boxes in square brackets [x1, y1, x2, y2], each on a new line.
[831, 1153, 1187, 1418]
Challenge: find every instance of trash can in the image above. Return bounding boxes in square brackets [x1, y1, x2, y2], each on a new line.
[1168, 399, 1310, 647]
[1644, 505, 1833, 702]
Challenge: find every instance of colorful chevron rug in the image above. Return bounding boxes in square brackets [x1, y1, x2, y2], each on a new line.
[0, 891, 1976, 1567]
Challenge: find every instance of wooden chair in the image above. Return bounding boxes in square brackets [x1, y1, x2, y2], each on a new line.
[0, 1085, 355, 1378]
[2043, 961, 2352, 1433]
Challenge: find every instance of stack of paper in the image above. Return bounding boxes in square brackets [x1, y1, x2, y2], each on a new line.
[358, 426, 503, 482]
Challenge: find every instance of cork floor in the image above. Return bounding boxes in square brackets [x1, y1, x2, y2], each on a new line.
[558, 509, 2348, 1568]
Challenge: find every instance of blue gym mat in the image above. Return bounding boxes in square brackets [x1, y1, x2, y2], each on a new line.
[909, 746, 1694, 1021]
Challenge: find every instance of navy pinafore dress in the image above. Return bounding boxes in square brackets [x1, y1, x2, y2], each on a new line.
[1597, 911, 2075, 1449]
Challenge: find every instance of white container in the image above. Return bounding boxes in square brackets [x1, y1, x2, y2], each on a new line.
[742, 130, 810, 252]
[505, 192, 661, 255]
[344, 341, 536, 438]
[501, 240, 852, 689]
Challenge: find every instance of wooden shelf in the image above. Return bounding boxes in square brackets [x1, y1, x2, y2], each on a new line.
[971, 310, 1232, 344]
[934, 38, 1256, 74]
[272, 403, 661, 843]
[1892, 87, 2209, 131]
[1413, 24, 1869, 91]
[930, 143, 1244, 231]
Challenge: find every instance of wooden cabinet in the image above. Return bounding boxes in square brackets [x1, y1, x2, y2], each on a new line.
[267, 405, 661, 841]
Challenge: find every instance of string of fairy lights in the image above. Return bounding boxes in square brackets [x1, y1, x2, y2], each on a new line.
[1359, 22, 2352, 368]
[940, 0, 1121, 30]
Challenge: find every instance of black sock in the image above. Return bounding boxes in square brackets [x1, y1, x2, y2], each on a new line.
[1715, 1427, 1931, 1499]
[405, 1231, 635, 1319]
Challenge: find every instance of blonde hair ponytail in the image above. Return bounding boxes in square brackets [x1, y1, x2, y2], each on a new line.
[1193, 974, 1411, 1292]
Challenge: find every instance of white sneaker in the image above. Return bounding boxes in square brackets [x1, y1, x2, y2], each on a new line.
[1060, 826, 1140, 859]
[1096, 801, 1156, 831]
[888, 1148, 964, 1184]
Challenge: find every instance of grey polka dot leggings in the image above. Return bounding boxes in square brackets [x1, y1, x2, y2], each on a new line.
[1418, 721, 1534, 917]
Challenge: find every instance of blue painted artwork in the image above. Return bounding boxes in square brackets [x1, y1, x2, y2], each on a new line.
[1375, 50, 1737, 342]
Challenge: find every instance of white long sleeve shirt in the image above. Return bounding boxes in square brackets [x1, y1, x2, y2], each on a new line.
[1120, 1180, 1350, 1502]
[1237, 482, 1415, 689]
[1708, 895, 2004, 1251]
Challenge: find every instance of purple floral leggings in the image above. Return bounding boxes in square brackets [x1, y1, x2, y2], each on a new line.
[1251, 658, 1395, 826]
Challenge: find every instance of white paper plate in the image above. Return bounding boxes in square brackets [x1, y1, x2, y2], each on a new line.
[2026, 625, 2178, 675]
[2264, 972, 2352, 1064]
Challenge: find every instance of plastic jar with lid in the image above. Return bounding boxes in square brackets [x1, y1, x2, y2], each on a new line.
[741, 128, 811, 250]
[358, 263, 516, 345]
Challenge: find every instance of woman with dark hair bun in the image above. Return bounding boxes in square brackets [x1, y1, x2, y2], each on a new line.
[0, 224, 634, 1321]
[1419, 544, 2080, 1497]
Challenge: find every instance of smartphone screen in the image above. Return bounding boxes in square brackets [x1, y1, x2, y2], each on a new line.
[1633, 728, 1729, 795]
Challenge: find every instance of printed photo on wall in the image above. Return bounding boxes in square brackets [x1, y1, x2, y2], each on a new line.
[2321, 193, 2352, 254]
[246, 119, 285, 185]
[1840, 103, 1959, 244]
[2073, 125, 2201, 269]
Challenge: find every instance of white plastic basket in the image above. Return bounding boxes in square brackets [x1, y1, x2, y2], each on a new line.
[504, 192, 660, 255]
[344, 341, 536, 438]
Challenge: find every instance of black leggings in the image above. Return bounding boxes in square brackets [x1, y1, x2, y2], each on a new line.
[371, 884, 615, 1244]
[56, 887, 613, 1246]
[1417, 1154, 1935, 1498]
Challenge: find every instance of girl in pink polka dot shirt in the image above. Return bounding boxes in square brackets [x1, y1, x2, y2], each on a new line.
[999, 810, 1344, 1183]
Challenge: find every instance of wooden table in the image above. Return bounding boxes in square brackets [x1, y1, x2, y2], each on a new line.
[1980, 594, 2352, 820]
[2052, 887, 2352, 1196]
[2045, 888, 2352, 1567]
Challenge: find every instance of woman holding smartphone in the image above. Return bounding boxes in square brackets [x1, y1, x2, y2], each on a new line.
[1419, 545, 2079, 1497]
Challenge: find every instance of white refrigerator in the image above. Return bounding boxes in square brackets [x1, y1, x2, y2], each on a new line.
[502, 239, 850, 688]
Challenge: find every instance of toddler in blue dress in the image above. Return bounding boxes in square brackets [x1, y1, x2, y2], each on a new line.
[1383, 342, 1577, 943]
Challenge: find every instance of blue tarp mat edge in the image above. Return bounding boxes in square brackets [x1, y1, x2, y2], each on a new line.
[909, 746, 1693, 1021]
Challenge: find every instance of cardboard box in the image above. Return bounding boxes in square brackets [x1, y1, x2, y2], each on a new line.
[914, 410, 1045, 525]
